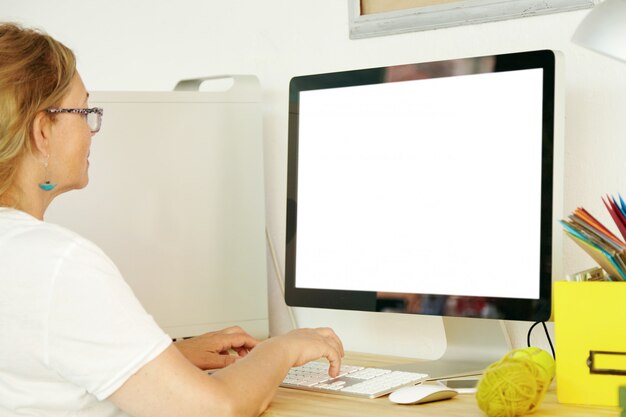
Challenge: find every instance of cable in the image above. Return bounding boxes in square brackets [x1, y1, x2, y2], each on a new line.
[526, 321, 556, 359]
[265, 226, 298, 331]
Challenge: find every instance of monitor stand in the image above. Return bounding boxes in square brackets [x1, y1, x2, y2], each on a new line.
[387, 316, 512, 380]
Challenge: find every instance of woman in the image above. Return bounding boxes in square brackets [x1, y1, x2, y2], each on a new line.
[0, 22, 343, 417]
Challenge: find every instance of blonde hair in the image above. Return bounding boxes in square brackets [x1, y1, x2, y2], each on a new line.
[0, 22, 76, 202]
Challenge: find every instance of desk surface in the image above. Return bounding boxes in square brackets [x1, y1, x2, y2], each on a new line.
[263, 352, 619, 417]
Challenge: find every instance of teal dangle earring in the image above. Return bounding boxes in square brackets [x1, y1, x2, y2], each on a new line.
[38, 154, 57, 191]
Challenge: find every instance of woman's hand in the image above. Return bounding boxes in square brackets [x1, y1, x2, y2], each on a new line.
[174, 326, 259, 370]
[269, 327, 344, 377]
[112, 326, 344, 417]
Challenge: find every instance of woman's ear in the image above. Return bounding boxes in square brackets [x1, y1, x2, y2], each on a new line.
[31, 111, 51, 157]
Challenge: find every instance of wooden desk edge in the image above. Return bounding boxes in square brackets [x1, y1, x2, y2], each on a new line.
[262, 352, 620, 417]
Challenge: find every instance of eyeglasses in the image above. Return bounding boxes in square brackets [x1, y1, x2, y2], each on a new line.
[46, 107, 104, 134]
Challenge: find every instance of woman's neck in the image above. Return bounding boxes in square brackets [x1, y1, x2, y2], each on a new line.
[2, 179, 49, 221]
[2, 152, 58, 220]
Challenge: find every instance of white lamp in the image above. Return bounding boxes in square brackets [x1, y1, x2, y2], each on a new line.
[572, 0, 626, 62]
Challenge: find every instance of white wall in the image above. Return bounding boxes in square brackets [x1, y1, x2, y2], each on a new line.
[5, 0, 626, 357]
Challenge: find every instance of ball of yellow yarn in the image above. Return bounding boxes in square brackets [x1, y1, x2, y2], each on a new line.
[512, 347, 555, 383]
[476, 348, 554, 417]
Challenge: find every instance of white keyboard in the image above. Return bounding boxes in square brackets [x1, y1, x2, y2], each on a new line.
[280, 361, 428, 398]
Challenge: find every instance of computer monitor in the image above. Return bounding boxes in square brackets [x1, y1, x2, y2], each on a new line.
[285, 50, 562, 378]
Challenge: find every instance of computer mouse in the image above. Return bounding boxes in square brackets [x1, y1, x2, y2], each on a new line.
[388, 383, 458, 405]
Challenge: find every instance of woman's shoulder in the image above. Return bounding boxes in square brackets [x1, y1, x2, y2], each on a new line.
[0, 207, 104, 256]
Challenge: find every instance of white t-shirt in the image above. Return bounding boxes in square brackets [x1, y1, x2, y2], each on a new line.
[0, 208, 172, 416]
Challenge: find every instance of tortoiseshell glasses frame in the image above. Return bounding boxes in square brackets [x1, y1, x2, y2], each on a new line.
[46, 107, 104, 134]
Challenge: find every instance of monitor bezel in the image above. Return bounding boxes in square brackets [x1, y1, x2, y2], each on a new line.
[285, 50, 555, 322]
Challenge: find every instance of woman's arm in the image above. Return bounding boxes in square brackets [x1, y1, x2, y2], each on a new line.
[109, 327, 343, 417]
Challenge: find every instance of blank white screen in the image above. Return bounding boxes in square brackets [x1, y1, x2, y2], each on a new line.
[295, 69, 543, 299]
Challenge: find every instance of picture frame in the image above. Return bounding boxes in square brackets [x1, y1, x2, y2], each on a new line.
[348, 0, 595, 39]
